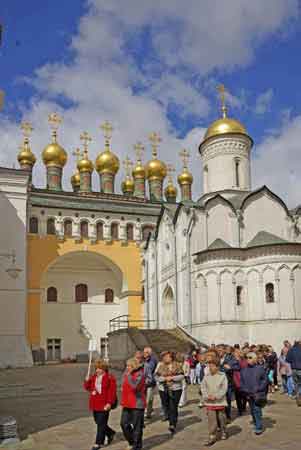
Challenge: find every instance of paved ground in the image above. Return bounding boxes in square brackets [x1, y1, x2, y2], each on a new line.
[1, 364, 301, 450]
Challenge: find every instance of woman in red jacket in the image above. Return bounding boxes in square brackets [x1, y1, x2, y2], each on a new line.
[120, 358, 146, 450]
[84, 359, 117, 450]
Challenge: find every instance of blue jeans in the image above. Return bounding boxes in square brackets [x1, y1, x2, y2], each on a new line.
[292, 370, 301, 396]
[249, 398, 263, 432]
[282, 375, 295, 396]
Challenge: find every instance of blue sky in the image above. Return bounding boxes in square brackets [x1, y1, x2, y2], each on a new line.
[1, 0, 301, 205]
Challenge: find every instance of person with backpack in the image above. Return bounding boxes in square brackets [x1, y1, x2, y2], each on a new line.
[84, 359, 117, 450]
[240, 352, 268, 435]
[120, 357, 146, 450]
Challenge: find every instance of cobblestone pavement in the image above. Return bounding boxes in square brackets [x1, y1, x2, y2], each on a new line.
[1, 364, 301, 450]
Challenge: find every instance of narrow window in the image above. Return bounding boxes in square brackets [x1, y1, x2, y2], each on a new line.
[126, 223, 134, 241]
[64, 220, 72, 237]
[141, 286, 145, 303]
[236, 285, 243, 306]
[47, 287, 57, 303]
[80, 221, 89, 239]
[265, 283, 275, 303]
[96, 222, 104, 240]
[29, 217, 39, 234]
[235, 159, 240, 188]
[111, 223, 119, 240]
[105, 288, 114, 303]
[75, 284, 88, 303]
[47, 218, 56, 235]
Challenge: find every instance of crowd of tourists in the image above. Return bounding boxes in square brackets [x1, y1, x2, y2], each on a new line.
[84, 339, 301, 450]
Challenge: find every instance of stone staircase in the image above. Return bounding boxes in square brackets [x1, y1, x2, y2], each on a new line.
[108, 326, 203, 368]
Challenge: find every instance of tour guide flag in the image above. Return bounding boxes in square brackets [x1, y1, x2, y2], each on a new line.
[87, 339, 97, 378]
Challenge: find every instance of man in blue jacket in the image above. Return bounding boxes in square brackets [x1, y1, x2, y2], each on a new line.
[240, 352, 268, 435]
[143, 346, 158, 419]
[287, 339, 301, 406]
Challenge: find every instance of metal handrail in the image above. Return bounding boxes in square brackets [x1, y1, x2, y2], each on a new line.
[109, 315, 155, 332]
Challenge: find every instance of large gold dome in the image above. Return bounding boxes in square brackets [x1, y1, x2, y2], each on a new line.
[77, 156, 94, 173]
[204, 117, 247, 141]
[95, 150, 120, 174]
[145, 159, 167, 180]
[18, 145, 36, 167]
[132, 162, 146, 179]
[42, 142, 67, 167]
[178, 168, 193, 186]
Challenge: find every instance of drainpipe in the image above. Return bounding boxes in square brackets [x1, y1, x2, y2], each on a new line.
[154, 240, 160, 328]
[145, 260, 150, 328]
[186, 209, 196, 333]
[173, 224, 179, 323]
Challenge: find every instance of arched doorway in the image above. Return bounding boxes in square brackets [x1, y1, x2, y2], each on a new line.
[40, 251, 126, 360]
[162, 285, 175, 329]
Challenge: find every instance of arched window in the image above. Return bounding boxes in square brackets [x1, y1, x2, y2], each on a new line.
[236, 285, 243, 306]
[142, 225, 154, 241]
[75, 284, 88, 303]
[126, 223, 134, 241]
[265, 283, 275, 303]
[204, 165, 209, 192]
[96, 222, 104, 241]
[235, 159, 240, 188]
[64, 220, 72, 237]
[47, 218, 56, 235]
[47, 286, 57, 303]
[111, 223, 119, 240]
[29, 217, 39, 234]
[105, 288, 114, 303]
[80, 221, 89, 239]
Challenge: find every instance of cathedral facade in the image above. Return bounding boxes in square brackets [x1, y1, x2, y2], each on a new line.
[143, 95, 301, 351]
[0, 116, 189, 368]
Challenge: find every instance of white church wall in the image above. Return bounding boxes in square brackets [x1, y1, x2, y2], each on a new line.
[206, 200, 237, 247]
[278, 265, 294, 319]
[206, 271, 219, 322]
[293, 265, 301, 319]
[0, 170, 32, 368]
[220, 270, 235, 321]
[262, 267, 278, 319]
[242, 192, 289, 245]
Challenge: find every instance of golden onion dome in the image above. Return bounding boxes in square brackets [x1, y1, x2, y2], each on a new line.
[77, 155, 94, 173]
[165, 182, 177, 199]
[42, 142, 67, 167]
[95, 150, 120, 174]
[17, 144, 36, 167]
[178, 168, 193, 186]
[132, 162, 146, 179]
[121, 177, 135, 194]
[203, 117, 247, 141]
[145, 159, 167, 180]
[71, 171, 80, 188]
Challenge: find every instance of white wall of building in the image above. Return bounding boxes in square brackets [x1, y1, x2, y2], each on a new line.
[0, 169, 32, 368]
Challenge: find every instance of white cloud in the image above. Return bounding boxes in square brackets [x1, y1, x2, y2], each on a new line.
[0, 0, 298, 201]
[255, 88, 274, 115]
[253, 115, 301, 207]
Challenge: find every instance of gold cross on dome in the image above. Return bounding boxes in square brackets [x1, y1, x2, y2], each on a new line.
[21, 121, 33, 139]
[72, 148, 83, 162]
[80, 131, 92, 153]
[179, 149, 190, 168]
[149, 132, 161, 158]
[134, 142, 144, 162]
[123, 156, 133, 177]
[48, 112, 62, 130]
[217, 84, 228, 118]
[100, 121, 113, 141]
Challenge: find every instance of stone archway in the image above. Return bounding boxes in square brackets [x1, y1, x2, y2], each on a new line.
[162, 285, 176, 329]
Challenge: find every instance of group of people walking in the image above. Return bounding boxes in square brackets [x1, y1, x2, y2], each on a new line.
[84, 339, 301, 450]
